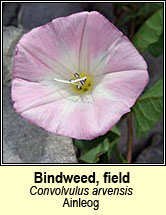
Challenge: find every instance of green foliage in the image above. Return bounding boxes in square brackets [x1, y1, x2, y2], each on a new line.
[114, 3, 163, 57]
[73, 126, 120, 163]
[121, 3, 162, 25]
[133, 8, 163, 52]
[133, 78, 163, 137]
[135, 3, 163, 17]
[148, 33, 163, 57]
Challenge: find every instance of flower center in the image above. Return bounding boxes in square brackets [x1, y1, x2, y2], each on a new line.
[53, 72, 93, 95]
[71, 72, 93, 94]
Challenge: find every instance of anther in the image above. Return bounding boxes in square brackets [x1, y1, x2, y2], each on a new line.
[80, 80, 85, 85]
[74, 73, 80, 78]
[77, 85, 82, 90]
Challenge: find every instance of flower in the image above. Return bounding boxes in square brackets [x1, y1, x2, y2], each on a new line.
[12, 11, 149, 140]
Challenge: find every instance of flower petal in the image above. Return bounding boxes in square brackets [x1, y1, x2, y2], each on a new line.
[12, 78, 79, 132]
[77, 11, 124, 73]
[55, 94, 130, 140]
[12, 78, 130, 140]
[99, 36, 147, 75]
[76, 11, 147, 75]
[95, 69, 149, 108]
[13, 12, 90, 82]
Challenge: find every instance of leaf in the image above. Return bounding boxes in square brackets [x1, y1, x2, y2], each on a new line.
[114, 144, 127, 163]
[111, 125, 121, 136]
[133, 8, 163, 52]
[132, 78, 163, 137]
[148, 33, 163, 57]
[122, 3, 162, 25]
[107, 140, 117, 161]
[79, 138, 110, 163]
[73, 126, 120, 163]
[137, 3, 163, 17]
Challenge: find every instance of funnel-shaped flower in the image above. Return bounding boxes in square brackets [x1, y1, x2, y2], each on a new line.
[12, 11, 149, 140]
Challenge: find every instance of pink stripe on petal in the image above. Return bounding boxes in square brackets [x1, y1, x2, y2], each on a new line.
[13, 44, 61, 82]
[14, 12, 90, 82]
[79, 12, 123, 58]
[77, 11, 124, 73]
[99, 36, 147, 74]
[12, 78, 71, 114]
[12, 78, 79, 133]
[97, 69, 149, 108]
[75, 11, 147, 76]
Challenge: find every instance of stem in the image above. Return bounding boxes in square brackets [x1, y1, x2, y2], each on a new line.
[129, 19, 136, 40]
[115, 145, 127, 163]
[126, 112, 133, 163]
[126, 9, 136, 163]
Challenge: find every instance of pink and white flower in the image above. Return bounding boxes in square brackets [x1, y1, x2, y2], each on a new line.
[12, 11, 149, 140]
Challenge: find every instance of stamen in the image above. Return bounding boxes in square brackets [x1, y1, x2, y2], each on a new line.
[77, 85, 82, 90]
[54, 77, 87, 85]
[71, 77, 87, 84]
[80, 79, 86, 85]
[74, 73, 80, 78]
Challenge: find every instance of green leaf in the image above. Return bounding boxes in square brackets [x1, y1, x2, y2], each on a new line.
[111, 125, 121, 136]
[133, 8, 163, 52]
[107, 140, 117, 161]
[137, 3, 163, 17]
[122, 3, 162, 24]
[73, 126, 120, 163]
[148, 33, 163, 57]
[79, 138, 110, 163]
[132, 78, 163, 137]
[114, 144, 127, 163]
[117, 3, 163, 26]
